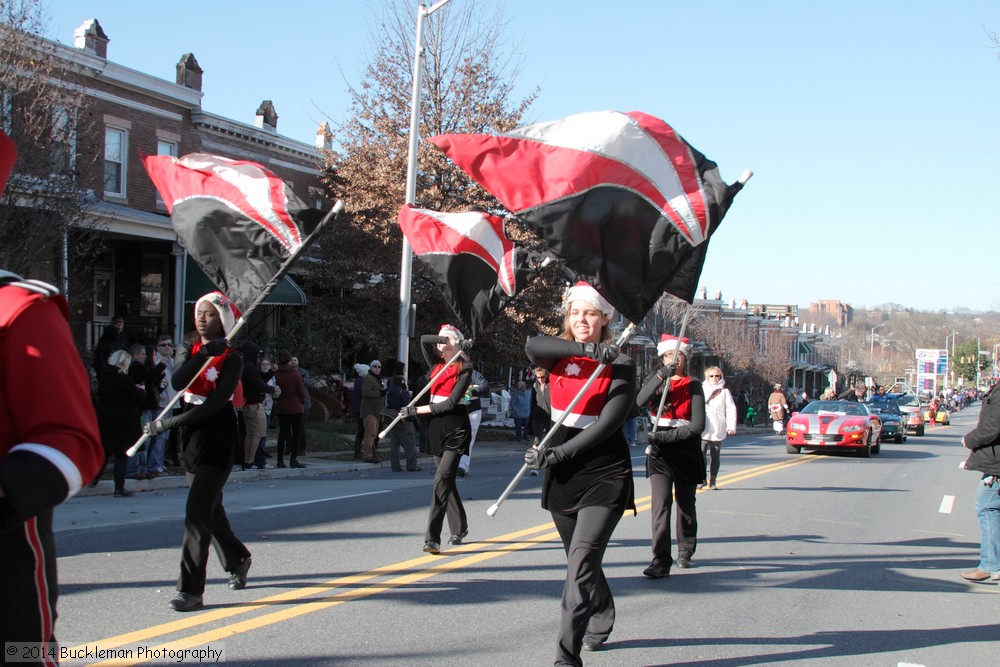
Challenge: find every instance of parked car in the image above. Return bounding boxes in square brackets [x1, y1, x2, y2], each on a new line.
[864, 400, 907, 443]
[923, 407, 951, 425]
[785, 400, 882, 458]
[891, 393, 925, 436]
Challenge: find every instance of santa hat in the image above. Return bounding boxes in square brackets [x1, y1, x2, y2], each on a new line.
[0, 129, 17, 199]
[562, 281, 614, 319]
[195, 291, 241, 336]
[657, 334, 690, 357]
[439, 323, 465, 342]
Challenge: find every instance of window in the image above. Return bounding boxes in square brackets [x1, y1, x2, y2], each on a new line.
[93, 252, 114, 320]
[155, 139, 177, 205]
[140, 255, 166, 317]
[104, 126, 127, 196]
[51, 105, 76, 174]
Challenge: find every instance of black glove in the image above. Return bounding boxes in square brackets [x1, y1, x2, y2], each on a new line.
[399, 405, 418, 418]
[524, 446, 556, 469]
[658, 365, 675, 380]
[582, 342, 618, 364]
[201, 338, 230, 357]
[458, 339, 474, 352]
[143, 418, 166, 437]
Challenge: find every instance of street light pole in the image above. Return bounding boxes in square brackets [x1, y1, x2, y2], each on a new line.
[397, 0, 455, 366]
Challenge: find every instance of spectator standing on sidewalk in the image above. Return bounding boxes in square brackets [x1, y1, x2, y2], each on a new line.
[959, 382, 1000, 583]
[290, 355, 312, 456]
[240, 343, 279, 471]
[273, 350, 307, 469]
[361, 359, 386, 464]
[385, 362, 421, 472]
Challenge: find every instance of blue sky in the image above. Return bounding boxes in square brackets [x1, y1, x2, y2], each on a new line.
[45, 0, 1000, 313]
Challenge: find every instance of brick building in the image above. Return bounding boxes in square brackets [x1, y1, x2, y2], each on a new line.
[6, 18, 330, 354]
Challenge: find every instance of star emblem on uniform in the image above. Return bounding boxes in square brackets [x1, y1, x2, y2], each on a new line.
[565, 362, 581, 377]
[206, 367, 219, 382]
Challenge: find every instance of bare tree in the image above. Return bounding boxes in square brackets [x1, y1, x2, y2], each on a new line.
[301, 0, 564, 372]
[0, 0, 103, 310]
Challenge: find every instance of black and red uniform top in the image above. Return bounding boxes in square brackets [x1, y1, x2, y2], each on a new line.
[0, 277, 104, 528]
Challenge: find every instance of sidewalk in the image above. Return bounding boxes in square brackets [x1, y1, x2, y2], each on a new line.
[76, 436, 527, 498]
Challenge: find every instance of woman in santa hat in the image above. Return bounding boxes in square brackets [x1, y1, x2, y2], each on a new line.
[143, 291, 252, 612]
[523, 281, 636, 664]
[398, 324, 473, 554]
[636, 333, 706, 578]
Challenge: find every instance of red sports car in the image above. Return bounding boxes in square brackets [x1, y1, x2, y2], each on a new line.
[785, 400, 883, 457]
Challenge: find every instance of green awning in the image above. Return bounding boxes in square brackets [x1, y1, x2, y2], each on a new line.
[184, 263, 307, 305]
[798, 342, 813, 354]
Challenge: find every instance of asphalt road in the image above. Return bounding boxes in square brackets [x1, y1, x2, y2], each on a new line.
[48, 408, 999, 667]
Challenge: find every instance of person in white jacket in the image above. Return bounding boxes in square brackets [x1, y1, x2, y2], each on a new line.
[700, 366, 737, 490]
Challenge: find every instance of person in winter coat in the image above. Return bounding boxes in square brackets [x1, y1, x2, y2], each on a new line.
[360, 359, 386, 464]
[700, 366, 737, 490]
[240, 342, 280, 471]
[98, 349, 147, 496]
[351, 364, 368, 459]
[509, 380, 532, 441]
[273, 350, 307, 469]
[767, 384, 789, 435]
[385, 363, 421, 472]
[959, 382, 1000, 582]
[637, 334, 705, 577]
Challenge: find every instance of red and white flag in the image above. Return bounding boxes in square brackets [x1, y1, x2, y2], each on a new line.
[429, 111, 747, 321]
[398, 205, 538, 338]
[142, 153, 327, 312]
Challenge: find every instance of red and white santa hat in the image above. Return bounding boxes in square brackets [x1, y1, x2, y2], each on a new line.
[562, 281, 614, 319]
[0, 129, 17, 199]
[657, 334, 690, 357]
[439, 323, 465, 343]
[195, 291, 241, 336]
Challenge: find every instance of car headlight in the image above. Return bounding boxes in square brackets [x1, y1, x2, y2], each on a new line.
[843, 425, 863, 432]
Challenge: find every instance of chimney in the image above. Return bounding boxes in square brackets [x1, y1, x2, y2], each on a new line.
[176, 54, 203, 92]
[255, 100, 278, 133]
[714, 290, 722, 300]
[74, 19, 109, 58]
[316, 122, 333, 150]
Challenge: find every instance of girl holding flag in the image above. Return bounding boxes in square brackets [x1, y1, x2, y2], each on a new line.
[399, 324, 473, 554]
[523, 282, 636, 665]
[143, 291, 252, 611]
[637, 334, 706, 578]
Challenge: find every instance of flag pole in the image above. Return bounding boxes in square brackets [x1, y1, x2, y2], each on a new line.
[487, 322, 638, 517]
[378, 345, 466, 439]
[127, 200, 344, 457]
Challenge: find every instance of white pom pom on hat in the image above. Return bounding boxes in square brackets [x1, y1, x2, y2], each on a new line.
[562, 281, 614, 319]
[195, 291, 241, 336]
[657, 334, 690, 356]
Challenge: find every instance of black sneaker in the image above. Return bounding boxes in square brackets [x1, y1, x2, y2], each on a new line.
[290, 461, 307, 468]
[228, 557, 251, 590]
[423, 541, 440, 554]
[676, 556, 692, 569]
[582, 639, 605, 652]
[168, 592, 204, 612]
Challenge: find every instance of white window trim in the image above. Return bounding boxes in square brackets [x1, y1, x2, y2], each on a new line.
[104, 125, 128, 199]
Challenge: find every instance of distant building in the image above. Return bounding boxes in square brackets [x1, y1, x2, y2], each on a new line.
[746, 302, 798, 320]
[809, 300, 854, 327]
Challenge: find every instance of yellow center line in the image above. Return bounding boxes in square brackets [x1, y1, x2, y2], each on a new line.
[80, 453, 823, 664]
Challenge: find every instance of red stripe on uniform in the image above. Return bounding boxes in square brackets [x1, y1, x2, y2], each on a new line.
[24, 517, 57, 666]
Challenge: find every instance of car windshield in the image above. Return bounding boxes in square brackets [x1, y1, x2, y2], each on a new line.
[895, 394, 920, 407]
[864, 401, 901, 416]
[801, 401, 868, 417]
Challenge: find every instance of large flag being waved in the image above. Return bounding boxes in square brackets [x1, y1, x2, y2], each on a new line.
[398, 204, 538, 338]
[428, 110, 746, 322]
[142, 153, 326, 313]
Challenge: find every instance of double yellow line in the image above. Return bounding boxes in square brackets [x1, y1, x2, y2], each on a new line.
[76, 455, 818, 665]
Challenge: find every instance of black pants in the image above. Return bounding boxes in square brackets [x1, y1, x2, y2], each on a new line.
[178, 465, 251, 595]
[1, 511, 58, 657]
[424, 450, 467, 543]
[648, 472, 697, 567]
[702, 439, 721, 482]
[550, 505, 621, 667]
[276, 413, 302, 463]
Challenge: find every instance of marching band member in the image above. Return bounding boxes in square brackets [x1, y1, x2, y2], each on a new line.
[524, 282, 636, 665]
[637, 334, 706, 578]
